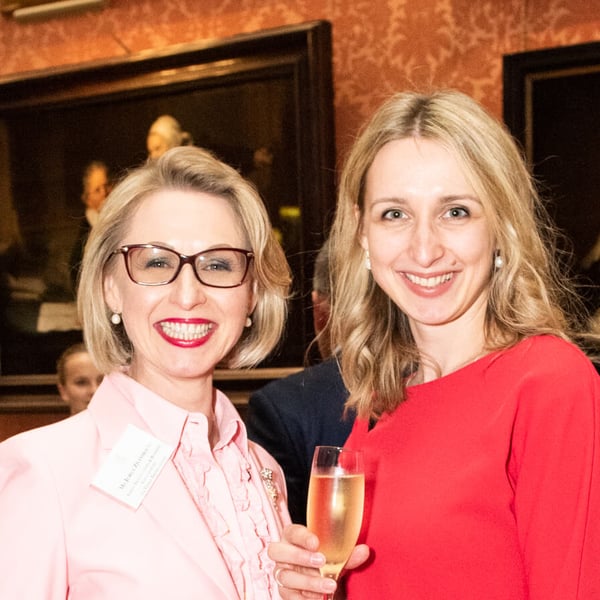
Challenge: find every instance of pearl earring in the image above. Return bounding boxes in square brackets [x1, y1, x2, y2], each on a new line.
[365, 251, 371, 271]
[110, 312, 122, 325]
[494, 252, 504, 270]
[245, 316, 252, 328]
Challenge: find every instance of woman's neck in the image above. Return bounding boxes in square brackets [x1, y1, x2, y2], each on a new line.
[127, 363, 215, 415]
[410, 321, 487, 384]
[410, 346, 487, 385]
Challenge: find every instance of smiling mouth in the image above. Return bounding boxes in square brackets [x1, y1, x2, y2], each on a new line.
[158, 321, 213, 341]
[405, 272, 453, 288]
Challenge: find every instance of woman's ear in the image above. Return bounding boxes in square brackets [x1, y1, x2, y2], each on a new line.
[57, 383, 69, 404]
[354, 204, 368, 252]
[246, 279, 258, 316]
[103, 274, 121, 315]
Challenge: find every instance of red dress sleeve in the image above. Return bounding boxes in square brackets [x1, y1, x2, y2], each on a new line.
[508, 348, 600, 599]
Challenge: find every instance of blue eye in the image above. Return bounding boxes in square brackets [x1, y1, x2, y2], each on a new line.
[144, 255, 175, 270]
[197, 250, 246, 274]
[445, 207, 469, 218]
[382, 208, 405, 220]
[202, 258, 233, 272]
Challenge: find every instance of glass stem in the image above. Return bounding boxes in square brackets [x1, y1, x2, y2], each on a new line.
[323, 574, 338, 600]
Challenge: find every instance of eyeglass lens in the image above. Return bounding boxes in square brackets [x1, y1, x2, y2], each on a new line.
[125, 245, 250, 287]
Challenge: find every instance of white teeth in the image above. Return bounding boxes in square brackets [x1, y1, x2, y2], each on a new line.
[160, 321, 212, 340]
[405, 273, 452, 288]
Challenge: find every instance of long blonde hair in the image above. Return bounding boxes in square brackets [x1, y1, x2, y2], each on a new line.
[329, 90, 588, 420]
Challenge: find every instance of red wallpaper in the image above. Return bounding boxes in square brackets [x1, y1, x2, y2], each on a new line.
[0, 0, 599, 160]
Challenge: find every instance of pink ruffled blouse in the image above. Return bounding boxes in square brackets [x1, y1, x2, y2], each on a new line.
[172, 394, 277, 599]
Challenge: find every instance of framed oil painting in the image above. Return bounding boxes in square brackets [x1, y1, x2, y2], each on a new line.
[0, 20, 336, 384]
[503, 40, 600, 316]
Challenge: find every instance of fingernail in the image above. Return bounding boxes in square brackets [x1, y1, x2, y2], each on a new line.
[309, 552, 325, 567]
[323, 578, 337, 593]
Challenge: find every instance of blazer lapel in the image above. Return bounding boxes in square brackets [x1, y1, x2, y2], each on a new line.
[248, 442, 292, 537]
[141, 461, 238, 596]
[88, 378, 238, 598]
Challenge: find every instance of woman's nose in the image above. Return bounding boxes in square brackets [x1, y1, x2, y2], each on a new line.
[170, 263, 208, 307]
[409, 220, 444, 266]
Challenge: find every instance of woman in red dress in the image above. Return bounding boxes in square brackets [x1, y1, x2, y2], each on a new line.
[269, 89, 600, 599]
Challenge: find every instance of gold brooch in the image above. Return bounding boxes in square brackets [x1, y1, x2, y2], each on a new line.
[260, 468, 279, 507]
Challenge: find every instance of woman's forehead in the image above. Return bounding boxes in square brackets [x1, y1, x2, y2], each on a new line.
[123, 189, 246, 247]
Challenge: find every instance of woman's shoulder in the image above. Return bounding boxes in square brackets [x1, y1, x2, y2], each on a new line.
[0, 411, 97, 469]
[487, 335, 600, 395]
[497, 335, 594, 370]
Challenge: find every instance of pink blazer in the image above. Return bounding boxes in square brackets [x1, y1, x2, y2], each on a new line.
[0, 375, 290, 599]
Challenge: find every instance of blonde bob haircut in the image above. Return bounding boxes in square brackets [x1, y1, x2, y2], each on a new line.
[329, 89, 587, 420]
[78, 145, 291, 374]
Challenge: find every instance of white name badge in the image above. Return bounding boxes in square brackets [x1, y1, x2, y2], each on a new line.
[92, 424, 174, 509]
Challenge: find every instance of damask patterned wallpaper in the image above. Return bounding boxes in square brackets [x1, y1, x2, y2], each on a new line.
[0, 0, 599, 160]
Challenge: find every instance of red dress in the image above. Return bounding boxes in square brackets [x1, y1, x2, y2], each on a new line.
[344, 336, 600, 599]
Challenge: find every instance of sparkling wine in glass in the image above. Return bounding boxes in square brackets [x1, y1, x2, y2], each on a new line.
[306, 445, 365, 599]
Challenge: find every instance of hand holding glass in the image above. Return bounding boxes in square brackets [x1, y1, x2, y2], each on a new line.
[306, 446, 365, 598]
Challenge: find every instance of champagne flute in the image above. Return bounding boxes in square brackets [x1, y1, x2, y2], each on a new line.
[306, 445, 365, 599]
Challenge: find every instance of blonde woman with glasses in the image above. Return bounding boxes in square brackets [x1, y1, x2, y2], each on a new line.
[0, 146, 292, 599]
